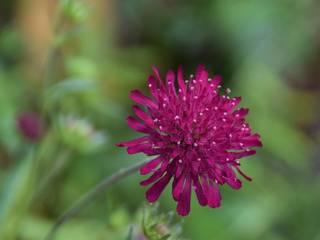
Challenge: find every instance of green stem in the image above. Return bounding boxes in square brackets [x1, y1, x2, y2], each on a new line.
[43, 158, 149, 240]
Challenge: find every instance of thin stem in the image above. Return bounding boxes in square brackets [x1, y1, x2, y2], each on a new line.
[44, 158, 149, 240]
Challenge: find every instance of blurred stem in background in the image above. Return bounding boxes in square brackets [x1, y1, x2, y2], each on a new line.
[44, 158, 149, 240]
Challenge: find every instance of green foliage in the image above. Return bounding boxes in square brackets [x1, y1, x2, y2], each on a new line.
[0, 0, 319, 239]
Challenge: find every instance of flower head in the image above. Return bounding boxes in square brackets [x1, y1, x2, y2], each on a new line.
[17, 112, 44, 141]
[117, 65, 262, 216]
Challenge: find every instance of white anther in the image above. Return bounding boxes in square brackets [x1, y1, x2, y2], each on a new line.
[193, 143, 198, 147]
[148, 83, 152, 87]
[226, 88, 231, 94]
[174, 115, 180, 120]
[212, 141, 216, 145]
[218, 85, 222, 89]
[197, 158, 201, 161]
[190, 86, 195, 90]
[240, 143, 244, 147]
[178, 159, 183, 163]
[214, 106, 218, 111]
[154, 118, 159, 122]
[210, 84, 214, 87]
[193, 119, 197, 123]
[213, 126, 217, 130]
[178, 89, 182, 92]
[235, 114, 240, 117]
[199, 112, 203, 116]
[183, 96, 187, 101]
[208, 78, 212, 81]
[222, 118, 227, 122]
[226, 158, 230, 161]
[229, 133, 232, 138]
[224, 112, 227, 116]
[194, 96, 198, 99]
[205, 108, 209, 111]
[177, 141, 181, 145]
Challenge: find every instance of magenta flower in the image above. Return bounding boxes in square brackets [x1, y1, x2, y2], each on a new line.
[117, 65, 262, 216]
[17, 112, 44, 141]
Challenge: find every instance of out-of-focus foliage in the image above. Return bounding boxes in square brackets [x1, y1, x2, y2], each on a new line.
[0, 0, 319, 239]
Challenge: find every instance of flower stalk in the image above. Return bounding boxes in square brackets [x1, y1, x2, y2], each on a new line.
[44, 158, 150, 240]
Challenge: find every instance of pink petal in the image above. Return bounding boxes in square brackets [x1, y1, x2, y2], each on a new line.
[147, 75, 159, 100]
[152, 66, 166, 89]
[127, 143, 151, 154]
[241, 134, 262, 147]
[192, 176, 207, 206]
[203, 181, 221, 208]
[211, 75, 222, 88]
[166, 70, 176, 96]
[176, 175, 192, 216]
[127, 116, 150, 133]
[172, 175, 185, 201]
[177, 65, 186, 94]
[130, 90, 158, 109]
[132, 105, 154, 126]
[232, 150, 256, 159]
[227, 178, 242, 189]
[140, 156, 163, 175]
[146, 173, 172, 202]
[116, 136, 149, 147]
[140, 169, 165, 186]
[234, 108, 249, 118]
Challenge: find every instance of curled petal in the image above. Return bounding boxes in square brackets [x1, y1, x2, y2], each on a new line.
[140, 156, 163, 175]
[152, 66, 166, 89]
[227, 178, 242, 189]
[203, 180, 221, 208]
[140, 168, 165, 186]
[127, 143, 151, 154]
[146, 173, 172, 202]
[176, 175, 192, 216]
[132, 105, 154, 127]
[148, 75, 159, 100]
[192, 176, 207, 206]
[172, 175, 185, 201]
[116, 136, 149, 147]
[130, 90, 158, 109]
[166, 70, 176, 96]
[232, 150, 256, 159]
[241, 134, 263, 147]
[225, 167, 242, 189]
[177, 65, 186, 95]
[211, 75, 222, 89]
[234, 108, 249, 118]
[127, 116, 150, 133]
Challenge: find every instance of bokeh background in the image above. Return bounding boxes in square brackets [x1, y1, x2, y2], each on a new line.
[0, 0, 320, 239]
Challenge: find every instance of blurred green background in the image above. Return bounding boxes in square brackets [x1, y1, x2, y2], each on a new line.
[0, 0, 320, 239]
